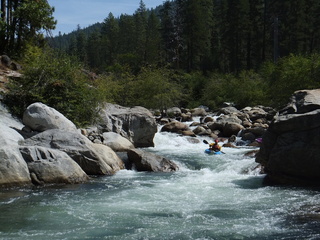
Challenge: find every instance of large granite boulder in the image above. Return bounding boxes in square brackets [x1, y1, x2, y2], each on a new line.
[23, 102, 77, 132]
[127, 149, 178, 172]
[20, 146, 89, 185]
[99, 103, 157, 148]
[256, 89, 320, 185]
[102, 132, 134, 152]
[0, 105, 31, 187]
[22, 129, 124, 175]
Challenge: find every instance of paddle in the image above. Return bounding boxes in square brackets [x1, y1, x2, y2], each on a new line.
[203, 139, 226, 154]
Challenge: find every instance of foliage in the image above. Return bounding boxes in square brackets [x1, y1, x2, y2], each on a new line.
[201, 70, 269, 109]
[0, 0, 56, 55]
[263, 54, 320, 107]
[3, 46, 104, 127]
[51, 0, 320, 74]
[130, 68, 183, 110]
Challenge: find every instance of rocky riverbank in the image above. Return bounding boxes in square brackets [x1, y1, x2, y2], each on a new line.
[2, 87, 320, 187]
[0, 102, 177, 188]
[256, 89, 320, 186]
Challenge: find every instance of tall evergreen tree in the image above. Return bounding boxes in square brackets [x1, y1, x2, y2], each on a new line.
[101, 12, 119, 66]
[87, 31, 102, 70]
[145, 10, 161, 65]
[133, 0, 148, 63]
[0, 0, 56, 55]
[75, 25, 87, 63]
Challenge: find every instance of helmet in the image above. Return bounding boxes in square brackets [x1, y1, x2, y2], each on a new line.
[214, 139, 219, 143]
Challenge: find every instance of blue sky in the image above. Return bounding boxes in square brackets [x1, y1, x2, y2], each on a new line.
[47, 0, 165, 36]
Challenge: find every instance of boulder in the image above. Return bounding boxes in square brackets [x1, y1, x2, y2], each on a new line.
[127, 149, 178, 172]
[193, 126, 211, 135]
[23, 102, 77, 132]
[181, 113, 193, 122]
[181, 130, 197, 137]
[20, 146, 88, 185]
[161, 121, 189, 133]
[245, 106, 268, 121]
[191, 108, 207, 116]
[99, 103, 157, 147]
[22, 129, 124, 175]
[222, 122, 244, 137]
[0, 105, 31, 187]
[256, 89, 320, 185]
[103, 132, 134, 152]
[218, 106, 239, 115]
[166, 107, 182, 117]
[203, 116, 214, 123]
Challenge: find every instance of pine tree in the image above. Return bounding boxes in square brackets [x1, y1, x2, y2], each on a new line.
[133, 0, 148, 63]
[87, 31, 102, 70]
[145, 10, 161, 65]
[101, 12, 119, 66]
[76, 25, 87, 63]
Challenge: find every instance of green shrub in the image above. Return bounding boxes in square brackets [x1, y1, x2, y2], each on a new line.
[4, 46, 103, 127]
[263, 54, 320, 108]
[130, 68, 183, 110]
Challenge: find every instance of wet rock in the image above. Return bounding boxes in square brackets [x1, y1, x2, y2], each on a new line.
[223, 122, 244, 137]
[20, 146, 88, 185]
[193, 126, 211, 136]
[99, 103, 157, 148]
[181, 130, 196, 137]
[161, 121, 189, 133]
[127, 149, 178, 172]
[181, 113, 193, 122]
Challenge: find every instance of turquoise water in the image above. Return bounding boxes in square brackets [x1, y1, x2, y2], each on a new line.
[0, 131, 320, 240]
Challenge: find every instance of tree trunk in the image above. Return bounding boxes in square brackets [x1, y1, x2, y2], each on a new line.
[1, 0, 6, 21]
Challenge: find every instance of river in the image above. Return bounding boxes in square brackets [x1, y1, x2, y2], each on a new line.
[0, 128, 320, 240]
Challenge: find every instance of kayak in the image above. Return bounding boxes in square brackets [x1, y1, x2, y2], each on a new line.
[204, 149, 223, 155]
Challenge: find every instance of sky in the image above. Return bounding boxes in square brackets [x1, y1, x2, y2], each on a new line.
[47, 0, 165, 36]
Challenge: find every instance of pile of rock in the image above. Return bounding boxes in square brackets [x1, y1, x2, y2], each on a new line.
[0, 102, 177, 188]
[158, 106, 276, 145]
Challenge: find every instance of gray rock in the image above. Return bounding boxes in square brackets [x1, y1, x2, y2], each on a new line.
[161, 121, 189, 133]
[23, 102, 77, 132]
[22, 129, 124, 175]
[167, 107, 182, 117]
[103, 132, 134, 152]
[127, 149, 178, 172]
[256, 89, 320, 185]
[191, 108, 207, 116]
[223, 122, 244, 137]
[20, 146, 88, 185]
[99, 103, 157, 148]
[0, 106, 31, 187]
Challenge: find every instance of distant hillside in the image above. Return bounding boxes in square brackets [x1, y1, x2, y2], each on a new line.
[48, 4, 163, 51]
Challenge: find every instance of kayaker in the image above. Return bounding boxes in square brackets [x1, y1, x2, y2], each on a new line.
[209, 139, 221, 152]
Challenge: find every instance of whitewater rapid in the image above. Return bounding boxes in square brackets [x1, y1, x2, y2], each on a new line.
[0, 127, 320, 239]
